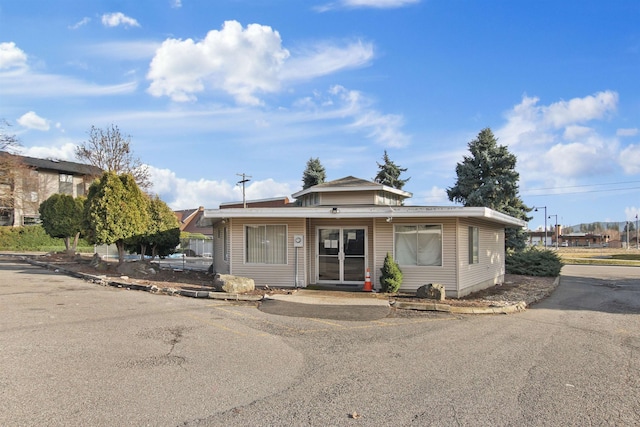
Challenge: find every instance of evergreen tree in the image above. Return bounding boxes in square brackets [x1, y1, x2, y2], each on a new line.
[374, 150, 410, 190]
[446, 128, 531, 251]
[39, 194, 85, 253]
[302, 157, 326, 189]
[126, 195, 180, 259]
[85, 172, 151, 264]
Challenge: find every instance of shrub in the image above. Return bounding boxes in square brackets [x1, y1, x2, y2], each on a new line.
[380, 252, 403, 293]
[0, 225, 92, 252]
[506, 247, 563, 277]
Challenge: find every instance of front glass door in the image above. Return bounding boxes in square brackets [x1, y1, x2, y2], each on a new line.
[317, 227, 366, 284]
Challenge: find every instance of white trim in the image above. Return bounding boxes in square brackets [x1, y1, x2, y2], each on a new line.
[292, 184, 411, 199]
[203, 206, 526, 227]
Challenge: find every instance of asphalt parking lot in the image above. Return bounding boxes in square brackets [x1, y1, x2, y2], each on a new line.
[2, 259, 640, 426]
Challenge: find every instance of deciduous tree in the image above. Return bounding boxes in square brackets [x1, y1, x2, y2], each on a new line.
[446, 128, 531, 251]
[76, 124, 150, 190]
[374, 150, 409, 190]
[85, 172, 150, 264]
[39, 194, 85, 253]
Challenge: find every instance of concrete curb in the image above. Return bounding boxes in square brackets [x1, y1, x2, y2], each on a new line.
[390, 276, 560, 315]
[13, 255, 561, 315]
[19, 257, 261, 302]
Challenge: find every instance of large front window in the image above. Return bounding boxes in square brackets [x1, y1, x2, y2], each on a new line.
[394, 224, 442, 266]
[245, 224, 287, 264]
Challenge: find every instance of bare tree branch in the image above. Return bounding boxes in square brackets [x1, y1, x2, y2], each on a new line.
[75, 124, 151, 189]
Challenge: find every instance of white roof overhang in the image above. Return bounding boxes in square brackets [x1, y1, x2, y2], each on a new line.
[202, 206, 526, 228]
[291, 184, 412, 199]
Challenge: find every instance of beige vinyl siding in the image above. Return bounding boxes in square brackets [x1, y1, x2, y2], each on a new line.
[318, 190, 376, 206]
[229, 217, 306, 287]
[384, 218, 458, 294]
[457, 218, 505, 296]
[306, 218, 374, 285]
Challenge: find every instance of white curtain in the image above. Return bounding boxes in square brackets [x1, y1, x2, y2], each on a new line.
[246, 225, 286, 264]
[395, 225, 442, 266]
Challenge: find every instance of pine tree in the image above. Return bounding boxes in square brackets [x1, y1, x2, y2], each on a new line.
[302, 157, 326, 189]
[374, 150, 409, 190]
[446, 128, 531, 251]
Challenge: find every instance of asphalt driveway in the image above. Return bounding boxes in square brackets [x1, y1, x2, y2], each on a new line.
[1, 259, 639, 426]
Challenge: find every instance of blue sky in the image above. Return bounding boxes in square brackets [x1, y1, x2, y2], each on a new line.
[1, 0, 639, 229]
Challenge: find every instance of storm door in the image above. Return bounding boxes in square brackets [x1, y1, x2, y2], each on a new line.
[317, 227, 366, 284]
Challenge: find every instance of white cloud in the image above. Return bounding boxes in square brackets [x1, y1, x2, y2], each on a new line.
[416, 186, 449, 205]
[293, 85, 410, 148]
[171, 0, 183, 8]
[617, 128, 639, 137]
[148, 166, 294, 209]
[69, 17, 91, 30]
[563, 125, 592, 141]
[146, 20, 374, 105]
[101, 12, 141, 28]
[619, 145, 640, 174]
[543, 91, 618, 128]
[316, 0, 420, 12]
[282, 40, 374, 81]
[147, 21, 289, 104]
[17, 111, 50, 131]
[495, 91, 624, 185]
[19, 141, 77, 161]
[0, 42, 28, 69]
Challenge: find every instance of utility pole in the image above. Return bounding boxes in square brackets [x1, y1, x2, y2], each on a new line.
[236, 173, 251, 208]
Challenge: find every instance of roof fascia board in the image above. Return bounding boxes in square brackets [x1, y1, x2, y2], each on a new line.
[291, 184, 411, 199]
[203, 206, 525, 227]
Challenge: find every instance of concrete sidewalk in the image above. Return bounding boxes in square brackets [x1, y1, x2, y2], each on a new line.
[260, 290, 392, 321]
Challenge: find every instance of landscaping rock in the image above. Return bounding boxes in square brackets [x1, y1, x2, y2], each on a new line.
[213, 274, 255, 293]
[416, 283, 446, 300]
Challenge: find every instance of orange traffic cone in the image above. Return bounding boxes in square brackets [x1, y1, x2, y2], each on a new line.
[363, 268, 373, 292]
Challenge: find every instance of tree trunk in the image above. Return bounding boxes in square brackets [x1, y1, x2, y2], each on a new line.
[139, 243, 147, 261]
[64, 237, 71, 251]
[116, 240, 126, 265]
[72, 232, 80, 252]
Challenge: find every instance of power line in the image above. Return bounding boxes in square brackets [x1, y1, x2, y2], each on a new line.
[523, 185, 640, 197]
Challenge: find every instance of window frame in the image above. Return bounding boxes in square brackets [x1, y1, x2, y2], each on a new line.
[468, 226, 479, 264]
[393, 224, 443, 267]
[244, 224, 288, 265]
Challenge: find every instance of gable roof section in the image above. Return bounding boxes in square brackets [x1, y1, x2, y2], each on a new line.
[291, 176, 412, 199]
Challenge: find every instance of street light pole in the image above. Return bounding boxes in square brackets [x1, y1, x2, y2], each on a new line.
[549, 214, 558, 249]
[534, 206, 547, 248]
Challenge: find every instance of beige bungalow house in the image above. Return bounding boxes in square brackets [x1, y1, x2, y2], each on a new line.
[202, 176, 526, 298]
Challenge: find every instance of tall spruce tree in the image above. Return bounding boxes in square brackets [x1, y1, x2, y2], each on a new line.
[446, 128, 531, 251]
[302, 157, 326, 189]
[374, 150, 410, 190]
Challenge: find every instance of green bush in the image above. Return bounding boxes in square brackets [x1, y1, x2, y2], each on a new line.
[0, 226, 92, 252]
[380, 252, 403, 293]
[506, 247, 563, 277]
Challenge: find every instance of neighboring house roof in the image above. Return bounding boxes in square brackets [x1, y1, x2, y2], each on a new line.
[291, 176, 412, 199]
[6, 153, 103, 176]
[175, 206, 213, 235]
[220, 197, 291, 209]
